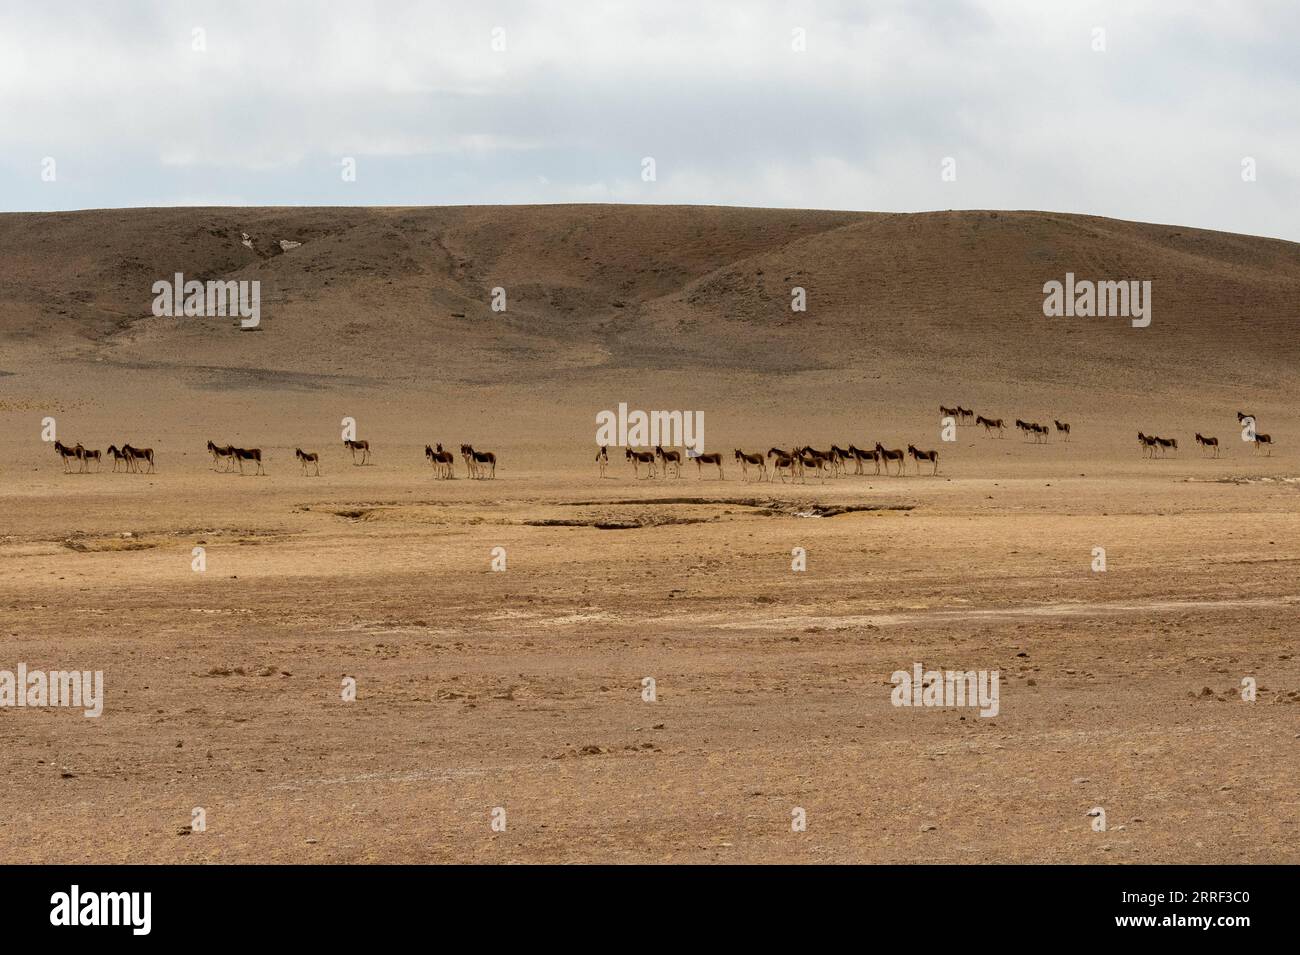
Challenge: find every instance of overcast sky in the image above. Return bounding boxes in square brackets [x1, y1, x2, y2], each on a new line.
[2, 0, 1297, 240]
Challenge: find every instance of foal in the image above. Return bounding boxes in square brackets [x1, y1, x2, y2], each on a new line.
[105, 445, 129, 472]
[734, 449, 766, 482]
[296, 448, 321, 475]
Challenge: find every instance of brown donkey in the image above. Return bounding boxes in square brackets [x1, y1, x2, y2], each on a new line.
[344, 439, 370, 465]
[734, 449, 766, 482]
[53, 440, 82, 472]
[76, 444, 102, 472]
[767, 447, 798, 483]
[655, 446, 683, 479]
[123, 444, 156, 473]
[874, 442, 905, 476]
[793, 447, 828, 483]
[461, 444, 497, 479]
[692, 451, 724, 480]
[207, 440, 236, 472]
[797, 446, 836, 479]
[625, 448, 656, 478]
[105, 445, 129, 472]
[231, 447, 265, 475]
[426, 443, 455, 478]
[907, 444, 939, 475]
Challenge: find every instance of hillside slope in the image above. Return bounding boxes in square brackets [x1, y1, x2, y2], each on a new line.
[1, 205, 1297, 420]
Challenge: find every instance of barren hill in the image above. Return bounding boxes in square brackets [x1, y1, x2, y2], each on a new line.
[2, 205, 1298, 453]
[3, 206, 1299, 865]
[5, 205, 1294, 382]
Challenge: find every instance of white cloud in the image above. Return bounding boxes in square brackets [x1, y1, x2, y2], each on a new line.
[1, 0, 1296, 239]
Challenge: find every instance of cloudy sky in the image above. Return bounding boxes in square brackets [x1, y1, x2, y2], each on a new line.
[2, 0, 1297, 240]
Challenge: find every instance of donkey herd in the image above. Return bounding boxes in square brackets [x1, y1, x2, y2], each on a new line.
[608, 407, 1276, 482]
[51, 438, 501, 479]
[610, 443, 941, 483]
[46, 409, 1277, 481]
[52, 440, 155, 474]
[1138, 412, 1273, 458]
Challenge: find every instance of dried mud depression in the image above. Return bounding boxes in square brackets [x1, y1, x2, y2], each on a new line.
[1, 206, 1298, 863]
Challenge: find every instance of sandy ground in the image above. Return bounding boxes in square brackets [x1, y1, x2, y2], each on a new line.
[1, 206, 1297, 863]
[3, 416, 1297, 863]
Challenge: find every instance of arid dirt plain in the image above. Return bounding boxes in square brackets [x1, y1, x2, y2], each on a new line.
[1, 206, 1297, 863]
